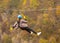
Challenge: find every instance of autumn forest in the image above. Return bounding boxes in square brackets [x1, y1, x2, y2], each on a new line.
[0, 0, 60, 43]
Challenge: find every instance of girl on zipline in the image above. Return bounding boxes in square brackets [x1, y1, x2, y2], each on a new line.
[13, 15, 41, 36]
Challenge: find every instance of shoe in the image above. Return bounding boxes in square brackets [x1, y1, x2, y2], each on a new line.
[31, 31, 33, 34]
[37, 32, 41, 36]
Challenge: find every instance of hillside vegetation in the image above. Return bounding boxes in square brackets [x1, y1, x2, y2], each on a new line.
[0, 0, 60, 43]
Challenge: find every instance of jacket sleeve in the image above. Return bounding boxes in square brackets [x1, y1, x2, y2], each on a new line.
[22, 19, 28, 23]
[12, 22, 18, 29]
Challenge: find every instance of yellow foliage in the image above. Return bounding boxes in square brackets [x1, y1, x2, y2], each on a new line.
[10, 27, 13, 31]
[43, 14, 49, 24]
[42, 18, 48, 24]
[21, 13, 27, 19]
[24, 16, 26, 19]
[23, 0, 27, 5]
[10, 26, 13, 32]
[56, 6, 60, 15]
[39, 38, 48, 43]
[43, 14, 49, 18]
[30, 0, 39, 8]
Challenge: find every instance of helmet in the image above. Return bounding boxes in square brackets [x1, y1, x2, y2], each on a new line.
[18, 15, 22, 19]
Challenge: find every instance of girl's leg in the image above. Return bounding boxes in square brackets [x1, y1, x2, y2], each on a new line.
[20, 27, 41, 36]
[25, 27, 37, 34]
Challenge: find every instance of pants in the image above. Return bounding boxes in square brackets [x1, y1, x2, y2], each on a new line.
[20, 27, 37, 34]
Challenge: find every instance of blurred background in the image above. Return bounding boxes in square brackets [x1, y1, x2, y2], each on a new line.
[0, 0, 60, 43]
